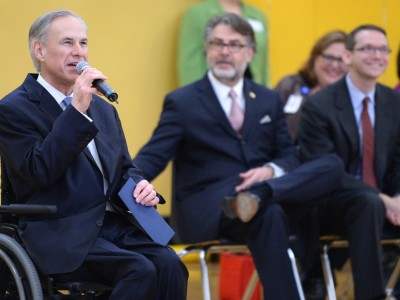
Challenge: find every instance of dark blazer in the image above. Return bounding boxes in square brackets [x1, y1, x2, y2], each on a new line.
[298, 77, 400, 195]
[134, 75, 299, 243]
[0, 74, 145, 275]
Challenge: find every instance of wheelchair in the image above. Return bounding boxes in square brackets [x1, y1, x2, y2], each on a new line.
[0, 161, 112, 299]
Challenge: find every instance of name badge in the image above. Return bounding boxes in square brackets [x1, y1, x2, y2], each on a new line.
[247, 18, 264, 32]
[284, 94, 303, 114]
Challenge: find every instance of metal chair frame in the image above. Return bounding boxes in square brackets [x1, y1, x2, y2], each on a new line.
[178, 239, 305, 300]
[320, 235, 400, 300]
[0, 158, 112, 299]
[0, 209, 112, 300]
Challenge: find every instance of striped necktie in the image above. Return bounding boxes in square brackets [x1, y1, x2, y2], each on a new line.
[62, 96, 73, 109]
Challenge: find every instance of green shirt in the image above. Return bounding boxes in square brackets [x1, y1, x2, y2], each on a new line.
[177, 0, 269, 87]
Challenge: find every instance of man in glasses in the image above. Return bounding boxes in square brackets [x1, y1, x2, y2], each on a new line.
[298, 24, 400, 300]
[134, 13, 344, 299]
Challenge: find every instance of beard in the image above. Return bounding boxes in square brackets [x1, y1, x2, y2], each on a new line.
[208, 58, 248, 83]
[212, 66, 237, 82]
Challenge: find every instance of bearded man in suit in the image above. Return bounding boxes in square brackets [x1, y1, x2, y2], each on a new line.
[134, 13, 344, 300]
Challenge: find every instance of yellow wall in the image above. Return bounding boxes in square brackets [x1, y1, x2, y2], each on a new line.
[1, 1, 399, 216]
[247, 0, 400, 87]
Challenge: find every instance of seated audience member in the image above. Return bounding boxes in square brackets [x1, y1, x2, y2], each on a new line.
[0, 10, 188, 300]
[395, 43, 400, 92]
[276, 30, 347, 299]
[178, 0, 268, 86]
[298, 24, 400, 300]
[275, 30, 347, 142]
[134, 13, 344, 300]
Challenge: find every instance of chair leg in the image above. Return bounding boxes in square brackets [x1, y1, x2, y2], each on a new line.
[180, 244, 304, 300]
[321, 244, 337, 300]
[199, 249, 212, 300]
[386, 255, 400, 297]
[242, 270, 259, 300]
[288, 248, 305, 300]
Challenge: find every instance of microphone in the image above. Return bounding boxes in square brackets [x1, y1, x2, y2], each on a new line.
[76, 61, 119, 103]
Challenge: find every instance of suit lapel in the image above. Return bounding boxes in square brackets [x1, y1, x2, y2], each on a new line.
[374, 85, 391, 183]
[24, 74, 63, 121]
[335, 80, 360, 171]
[87, 100, 117, 183]
[335, 78, 361, 174]
[25, 74, 110, 184]
[240, 80, 258, 137]
[197, 76, 238, 137]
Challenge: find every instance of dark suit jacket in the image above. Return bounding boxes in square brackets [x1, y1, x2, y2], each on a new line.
[134, 75, 299, 243]
[298, 77, 400, 195]
[0, 74, 146, 275]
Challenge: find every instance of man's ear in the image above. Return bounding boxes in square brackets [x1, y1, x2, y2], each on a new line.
[33, 41, 45, 62]
[246, 47, 255, 64]
[342, 49, 352, 66]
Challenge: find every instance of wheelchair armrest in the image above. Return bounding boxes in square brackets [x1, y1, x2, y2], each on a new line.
[0, 204, 57, 215]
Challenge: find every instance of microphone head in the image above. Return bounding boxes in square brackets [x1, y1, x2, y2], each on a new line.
[76, 61, 91, 75]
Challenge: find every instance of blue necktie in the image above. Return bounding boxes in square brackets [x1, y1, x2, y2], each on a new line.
[62, 96, 73, 109]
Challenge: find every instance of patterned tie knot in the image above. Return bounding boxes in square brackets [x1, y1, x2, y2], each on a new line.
[63, 96, 73, 108]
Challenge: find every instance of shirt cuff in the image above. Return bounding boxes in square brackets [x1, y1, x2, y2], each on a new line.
[264, 162, 285, 178]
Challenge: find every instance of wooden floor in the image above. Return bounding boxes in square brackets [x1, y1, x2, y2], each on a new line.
[185, 260, 220, 300]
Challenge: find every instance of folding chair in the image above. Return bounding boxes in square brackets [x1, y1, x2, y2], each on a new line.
[320, 235, 400, 300]
[178, 239, 305, 300]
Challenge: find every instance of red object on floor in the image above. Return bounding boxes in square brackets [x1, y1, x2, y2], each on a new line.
[219, 252, 262, 300]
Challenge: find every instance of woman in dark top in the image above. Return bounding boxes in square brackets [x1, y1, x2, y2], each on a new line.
[275, 30, 347, 142]
[395, 43, 400, 92]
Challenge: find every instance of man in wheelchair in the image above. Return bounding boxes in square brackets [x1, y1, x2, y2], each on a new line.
[0, 10, 188, 300]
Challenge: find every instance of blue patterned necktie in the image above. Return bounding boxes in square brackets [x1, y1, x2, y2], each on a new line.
[62, 96, 73, 109]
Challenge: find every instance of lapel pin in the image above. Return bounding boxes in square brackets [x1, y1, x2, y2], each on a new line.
[249, 91, 256, 99]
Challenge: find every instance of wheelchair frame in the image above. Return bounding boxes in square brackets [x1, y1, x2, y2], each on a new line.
[0, 160, 112, 300]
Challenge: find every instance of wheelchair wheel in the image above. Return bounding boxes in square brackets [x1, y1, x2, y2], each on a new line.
[0, 233, 43, 300]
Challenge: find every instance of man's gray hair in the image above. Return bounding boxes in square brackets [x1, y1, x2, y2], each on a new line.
[204, 13, 256, 52]
[29, 10, 87, 72]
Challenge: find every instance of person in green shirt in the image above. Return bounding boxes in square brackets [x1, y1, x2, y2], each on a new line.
[178, 0, 268, 86]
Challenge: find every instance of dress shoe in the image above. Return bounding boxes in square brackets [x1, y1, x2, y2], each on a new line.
[222, 192, 260, 223]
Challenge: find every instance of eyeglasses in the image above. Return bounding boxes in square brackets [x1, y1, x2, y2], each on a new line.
[320, 53, 344, 65]
[208, 40, 248, 53]
[353, 45, 391, 55]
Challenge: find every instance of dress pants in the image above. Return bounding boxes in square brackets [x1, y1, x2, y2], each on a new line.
[78, 211, 188, 300]
[219, 154, 344, 300]
[319, 180, 387, 300]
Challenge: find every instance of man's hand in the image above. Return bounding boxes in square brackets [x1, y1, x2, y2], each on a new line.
[133, 180, 159, 207]
[72, 67, 108, 112]
[380, 193, 400, 226]
[235, 166, 274, 192]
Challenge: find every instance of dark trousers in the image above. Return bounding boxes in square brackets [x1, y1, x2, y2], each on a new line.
[318, 180, 387, 300]
[79, 212, 188, 300]
[219, 154, 344, 300]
